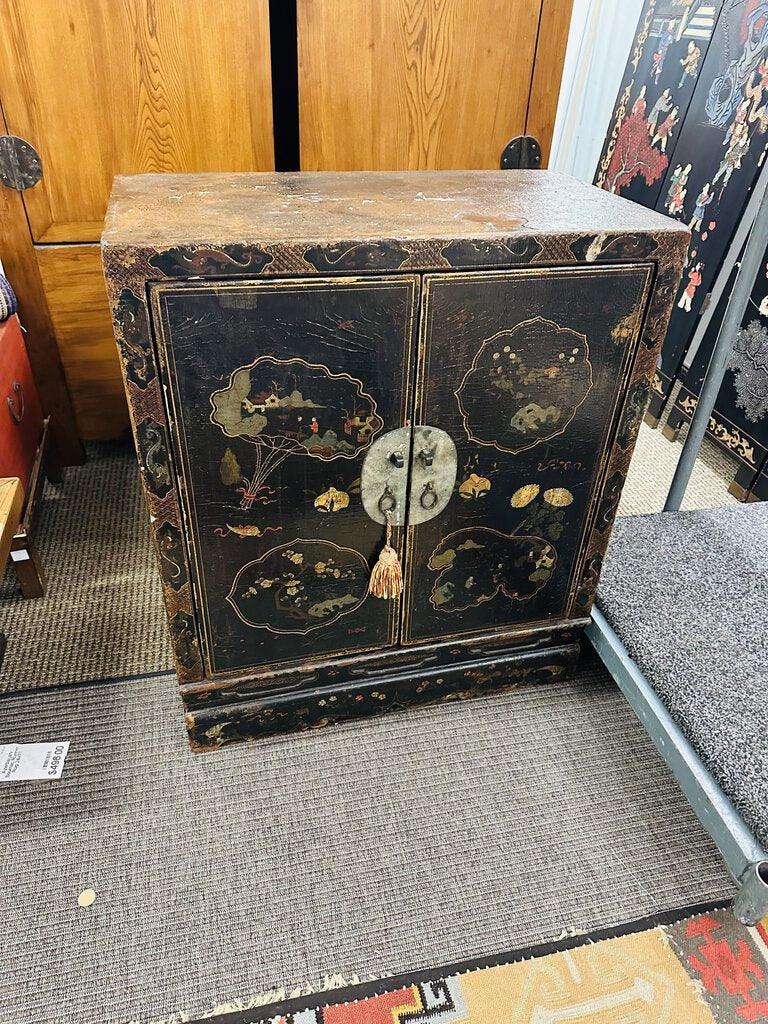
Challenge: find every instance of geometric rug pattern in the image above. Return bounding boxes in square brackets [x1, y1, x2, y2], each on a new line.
[194, 907, 767, 1024]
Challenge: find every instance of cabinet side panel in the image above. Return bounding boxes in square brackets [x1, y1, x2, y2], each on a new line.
[101, 246, 205, 682]
[572, 232, 688, 613]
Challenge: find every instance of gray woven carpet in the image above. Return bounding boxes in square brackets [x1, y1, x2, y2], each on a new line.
[598, 503, 768, 850]
[0, 663, 733, 1024]
[0, 440, 171, 692]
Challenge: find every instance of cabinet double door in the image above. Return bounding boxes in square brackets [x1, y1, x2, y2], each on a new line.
[151, 265, 652, 677]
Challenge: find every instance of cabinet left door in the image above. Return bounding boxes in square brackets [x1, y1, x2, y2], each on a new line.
[149, 275, 419, 677]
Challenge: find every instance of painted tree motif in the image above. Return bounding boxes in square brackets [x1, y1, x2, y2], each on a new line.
[606, 107, 669, 194]
[210, 356, 382, 509]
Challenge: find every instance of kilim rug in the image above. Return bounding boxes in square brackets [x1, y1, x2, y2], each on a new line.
[186, 906, 768, 1024]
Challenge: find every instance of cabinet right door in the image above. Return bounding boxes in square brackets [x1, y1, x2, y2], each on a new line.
[403, 265, 653, 644]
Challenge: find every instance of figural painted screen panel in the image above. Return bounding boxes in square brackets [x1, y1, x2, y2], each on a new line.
[403, 265, 654, 645]
[150, 276, 418, 676]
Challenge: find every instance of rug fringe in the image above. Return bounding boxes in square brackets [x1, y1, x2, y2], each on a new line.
[135, 972, 392, 1024]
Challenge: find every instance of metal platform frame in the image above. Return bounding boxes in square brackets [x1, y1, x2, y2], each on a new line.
[585, 177, 768, 925]
[587, 608, 768, 924]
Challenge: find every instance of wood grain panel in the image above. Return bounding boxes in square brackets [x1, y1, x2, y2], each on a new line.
[526, 0, 574, 167]
[0, 0, 274, 242]
[298, 0, 543, 170]
[35, 246, 128, 441]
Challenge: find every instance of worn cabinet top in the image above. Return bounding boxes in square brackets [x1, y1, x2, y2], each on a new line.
[103, 170, 685, 248]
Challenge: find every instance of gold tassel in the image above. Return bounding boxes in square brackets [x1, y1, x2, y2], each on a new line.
[369, 509, 403, 599]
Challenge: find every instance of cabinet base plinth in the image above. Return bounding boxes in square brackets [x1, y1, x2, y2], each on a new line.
[184, 643, 580, 749]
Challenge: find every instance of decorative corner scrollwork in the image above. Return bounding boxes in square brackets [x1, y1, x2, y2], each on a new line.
[156, 522, 188, 592]
[149, 244, 273, 278]
[596, 471, 625, 534]
[115, 288, 155, 390]
[575, 553, 603, 610]
[617, 379, 650, 450]
[136, 418, 173, 499]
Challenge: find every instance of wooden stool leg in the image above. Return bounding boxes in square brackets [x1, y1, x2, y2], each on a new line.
[11, 539, 47, 598]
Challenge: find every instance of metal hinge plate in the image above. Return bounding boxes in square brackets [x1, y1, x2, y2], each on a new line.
[500, 135, 542, 170]
[0, 135, 42, 191]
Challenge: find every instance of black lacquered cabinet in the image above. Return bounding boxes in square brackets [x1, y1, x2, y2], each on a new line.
[103, 170, 686, 747]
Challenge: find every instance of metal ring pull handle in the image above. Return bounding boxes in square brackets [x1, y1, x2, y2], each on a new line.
[378, 484, 397, 514]
[420, 481, 438, 510]
[7, 381, 24, 424]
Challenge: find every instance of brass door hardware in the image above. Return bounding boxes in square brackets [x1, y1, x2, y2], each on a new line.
[361, 425, 457, 526]
[361, 426, 411, 525]
[406, 426, 457, 526]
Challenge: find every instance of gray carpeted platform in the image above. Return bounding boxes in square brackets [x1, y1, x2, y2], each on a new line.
[0, 664, 733, 1024]
[598, 502, 768, 850]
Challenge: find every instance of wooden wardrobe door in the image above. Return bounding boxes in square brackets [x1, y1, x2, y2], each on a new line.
[0, 0, 274, 447]
[0, 0, 274, 244]
[150, 275, 419, 677]
[297, 0, 572, 170]
[403, 265, 654, 645]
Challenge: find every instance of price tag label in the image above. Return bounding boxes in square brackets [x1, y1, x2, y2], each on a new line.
[0, 742, 70, 781]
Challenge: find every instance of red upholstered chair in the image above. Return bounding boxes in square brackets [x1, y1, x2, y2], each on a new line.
[0, 272, 48, 597]
[1, 312, 45, 493]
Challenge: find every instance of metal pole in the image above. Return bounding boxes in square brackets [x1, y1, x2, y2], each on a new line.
[664, 179, 768, 511]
